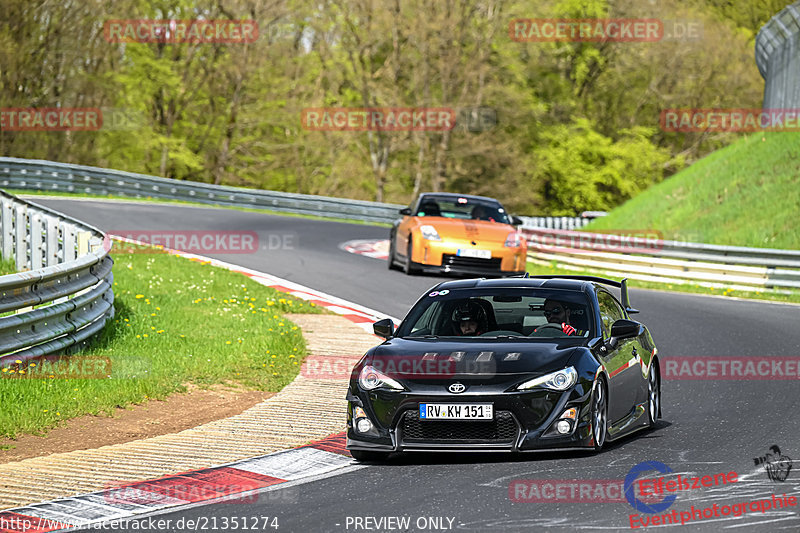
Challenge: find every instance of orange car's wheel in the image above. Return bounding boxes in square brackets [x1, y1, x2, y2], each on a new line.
[404, 238, 419, 275]
[388, 232, 400, 271]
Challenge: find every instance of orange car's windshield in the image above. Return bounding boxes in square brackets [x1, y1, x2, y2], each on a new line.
[415, 197, 511, 224]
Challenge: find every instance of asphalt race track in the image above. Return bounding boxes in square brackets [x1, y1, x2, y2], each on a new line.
[37, 199, 800, 532]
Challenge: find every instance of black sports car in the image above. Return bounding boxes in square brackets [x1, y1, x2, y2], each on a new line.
[346, 275, 661, 461]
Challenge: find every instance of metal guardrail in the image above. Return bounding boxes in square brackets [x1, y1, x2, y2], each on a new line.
[0, 190, 113, 365]
[521, 227, 800, 292]
[0, 157, 405, 225]
[0, 157, 601, 228]
[2, 157, 798, 293]
[519, 216, 592, 230]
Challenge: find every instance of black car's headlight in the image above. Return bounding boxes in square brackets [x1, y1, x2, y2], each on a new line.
[517, 366, 577, 391]
[358, 365, 404, 391]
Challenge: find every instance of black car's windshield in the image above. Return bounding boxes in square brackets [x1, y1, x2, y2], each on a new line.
[415, 196, 511, 224]
[396, 287, 594, 339]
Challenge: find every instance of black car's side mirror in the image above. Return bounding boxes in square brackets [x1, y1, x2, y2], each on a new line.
[511, 215, 523, 226]
[399, 207, 412, 216]
[610, 319, 641, 340]
[373, 318, 395, 339]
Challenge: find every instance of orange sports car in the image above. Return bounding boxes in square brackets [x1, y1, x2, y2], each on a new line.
[388, 193, 528, 276]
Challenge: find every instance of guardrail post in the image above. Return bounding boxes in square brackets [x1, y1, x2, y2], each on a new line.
[30, 213, 44, 270]
[45, 215, 59, 266]
[77, 231, 91, 257]
[1, 198, 13, 262]
[15, 204, 29, 271]
[62, 222, 77, 262]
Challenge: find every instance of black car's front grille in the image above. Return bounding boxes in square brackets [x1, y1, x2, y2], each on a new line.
[442, 254, 502, 271]
[400, 410, 518, 444]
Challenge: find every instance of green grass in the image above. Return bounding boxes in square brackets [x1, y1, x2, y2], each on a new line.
[0, 248, 325, 439]
[526, 261, 800, 305]
[586, 132, 800, 250]
[0, 257, 15, 276]
[9, 189, 392, 228]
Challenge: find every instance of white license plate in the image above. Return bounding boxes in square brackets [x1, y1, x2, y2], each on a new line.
[457, 248, 491, 259]
[419, 403, 493, 420]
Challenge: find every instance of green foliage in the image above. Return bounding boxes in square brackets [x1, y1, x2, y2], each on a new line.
[0, 0, 775, 216]
[588, 132, 800, 249]
[537, 119, 676, 214]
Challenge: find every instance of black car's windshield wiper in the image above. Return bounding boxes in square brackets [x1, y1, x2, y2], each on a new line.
[405, 334, 439, 339]
[480, 334, 526, 340]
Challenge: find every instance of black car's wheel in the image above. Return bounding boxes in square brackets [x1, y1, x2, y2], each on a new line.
[591, 377, 608, 452]
[647, 363, 660, 427]
[403, 238, 418, 275]
[350, 449, 391, 462]
[387, 233, 399, 270]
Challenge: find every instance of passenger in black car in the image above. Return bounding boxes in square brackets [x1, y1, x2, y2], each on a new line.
[452, 301, 488, 336]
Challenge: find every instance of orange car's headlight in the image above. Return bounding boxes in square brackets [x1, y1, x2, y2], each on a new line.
[504, 231, 524, 247]
[420, 225, 442, 241]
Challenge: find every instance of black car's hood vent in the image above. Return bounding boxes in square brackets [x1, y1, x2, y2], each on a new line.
[368, 338, 580, 381]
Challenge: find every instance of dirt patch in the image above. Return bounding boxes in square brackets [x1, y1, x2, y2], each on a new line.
[0, 383, 274, 464]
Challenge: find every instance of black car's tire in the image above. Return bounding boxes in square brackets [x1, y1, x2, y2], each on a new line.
[350, 449, 391, 462]
[591, 377, 608, 452]
[387, 233, 399, 270]
[403, 238, 418, 275]
[647, 362, 660, 427]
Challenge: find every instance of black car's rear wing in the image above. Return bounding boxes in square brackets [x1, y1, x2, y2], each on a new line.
[525, 274, 640, 315]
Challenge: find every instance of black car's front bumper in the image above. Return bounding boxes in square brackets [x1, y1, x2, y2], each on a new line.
[346, 381, 595, 453]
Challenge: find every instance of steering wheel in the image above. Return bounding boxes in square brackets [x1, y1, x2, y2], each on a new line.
[531, 323, 564, 335]
[479, 330, 523, 337]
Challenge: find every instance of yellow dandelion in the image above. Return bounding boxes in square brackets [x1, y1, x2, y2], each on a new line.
[135, 294, 144, 299]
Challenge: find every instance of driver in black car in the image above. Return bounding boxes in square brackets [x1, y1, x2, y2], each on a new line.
[535, 298, 583, 336]
[452, 301, 488, 336]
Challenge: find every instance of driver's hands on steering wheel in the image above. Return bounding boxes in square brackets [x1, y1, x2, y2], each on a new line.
[561, 323, 576, 336]
[534, 322, 576, 336]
